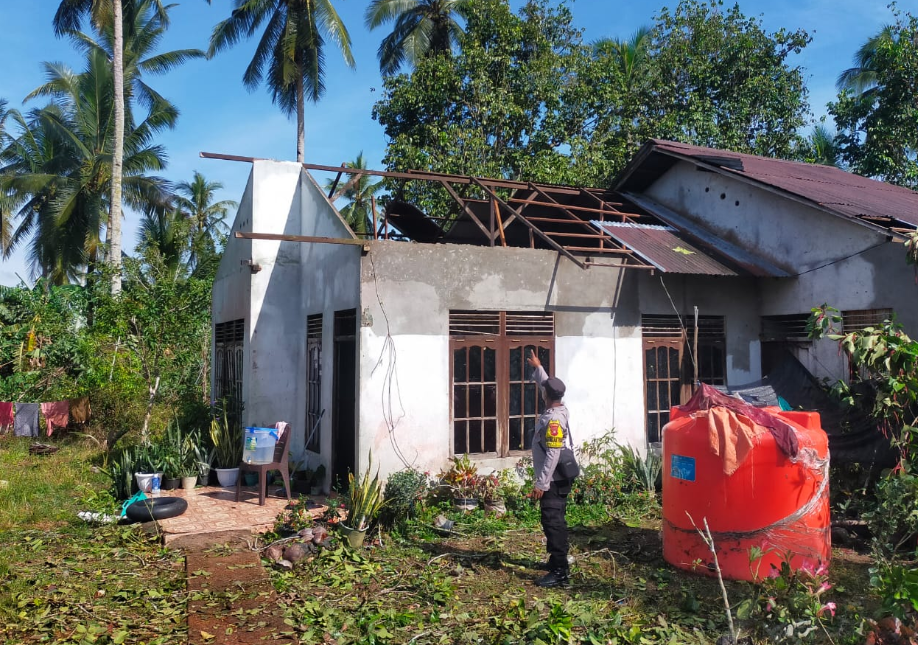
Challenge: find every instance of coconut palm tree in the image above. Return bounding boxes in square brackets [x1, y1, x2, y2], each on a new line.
[366, 0, 466, 76]
[208, 0, 355, 163]
[325, 152, 383, 237]
[173, 171, 237, 271]
[0, 46, 173, 284]
[806, 124, 840, 167]
[592, 26, 652, 91]
[137, 206, 188, 276]
[836, 25, 895, 95]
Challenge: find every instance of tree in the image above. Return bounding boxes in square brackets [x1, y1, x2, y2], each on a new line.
[366, 0, 466, 76]
[208, 0, 355, 163]
[373, 0, 587, 208]
[137, 206, 189, 277]
[591, 26, 651, 92]
[830, 10, 918, 188]
[173, 171, 237, 271]
[0, 46, 174, 283]
[836, 25, 896, 95]
[804, 124, 841, 167]
[325, 153, 382, 236]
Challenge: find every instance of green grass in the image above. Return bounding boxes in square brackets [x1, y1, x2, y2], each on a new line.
[0, 436, 187, 644]
[0, 436, 112, 531]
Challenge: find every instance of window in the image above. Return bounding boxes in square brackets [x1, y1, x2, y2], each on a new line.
[214, 319, 245, 422]
[843, 308, 894, 381]
[760, 313, 812, 376]
[450, 311, 554, 456]
[641, 315, 726, 444]
[305, 314, 322, 452]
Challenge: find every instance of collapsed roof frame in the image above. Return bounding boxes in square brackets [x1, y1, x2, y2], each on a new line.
[202, 151, 656, 271]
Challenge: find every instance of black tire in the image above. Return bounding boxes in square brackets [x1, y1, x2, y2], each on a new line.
[125, 497, 188, 523]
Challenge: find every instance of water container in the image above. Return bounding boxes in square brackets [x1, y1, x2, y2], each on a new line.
[662, 404, 830, 581]
[243, 427, 278, 464]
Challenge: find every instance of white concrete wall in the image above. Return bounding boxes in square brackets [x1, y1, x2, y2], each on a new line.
[212, 171, 254, 404]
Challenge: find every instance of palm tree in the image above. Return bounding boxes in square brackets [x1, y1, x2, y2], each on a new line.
[836, 25, 895, 95]
[208, 0, 355, 163]
[325, 152, 383, 237]
[137, 206, 188, 276]
[173, 171, 237, 270]
[0, 46, 173, 283]
[592, 26, 652, 91]
[806, 124, 840, 167]
[365, 0, 466, 76]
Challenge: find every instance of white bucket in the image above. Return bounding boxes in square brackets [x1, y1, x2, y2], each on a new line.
[135, 472, 163, 493]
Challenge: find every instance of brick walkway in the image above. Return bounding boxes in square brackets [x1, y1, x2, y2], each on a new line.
[155, 485, 329, 545]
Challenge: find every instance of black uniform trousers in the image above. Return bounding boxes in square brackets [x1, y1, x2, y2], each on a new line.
[540, 479, 572, 571]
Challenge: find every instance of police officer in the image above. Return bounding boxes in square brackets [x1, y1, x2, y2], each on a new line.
[527, 349, 572, 588]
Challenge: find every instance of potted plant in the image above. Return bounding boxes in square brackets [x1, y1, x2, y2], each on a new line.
[477, 473, 505, 516]
[340, 454, 384, 548]
[210, 408, 243, 487]
[179, 429, 201, 491]
[439, 454, 480, 511]
[133, 443, 165, 493]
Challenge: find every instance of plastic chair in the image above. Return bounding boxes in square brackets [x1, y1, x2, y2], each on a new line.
[236, 422, 292, 506]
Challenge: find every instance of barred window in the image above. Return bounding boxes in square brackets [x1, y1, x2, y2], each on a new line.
[214, 319, 245, 422]
[305, 314, 323, 452]
[450, 311, 554, 456]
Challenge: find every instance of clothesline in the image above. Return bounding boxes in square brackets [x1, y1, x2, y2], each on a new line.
[0, 397, 91, 438]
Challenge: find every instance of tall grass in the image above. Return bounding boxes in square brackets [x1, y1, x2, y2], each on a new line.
[0, 436, 109, 531]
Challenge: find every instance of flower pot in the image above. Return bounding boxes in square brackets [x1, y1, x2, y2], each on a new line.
[484, 500, 506, 516]
[215, 467, 240, 488]
[243, 471, 258, 487]
[339, 524, 368, 548]
[181, 476, 197, 491]
[453, 497, 479, 512]
[134, 472, 164, 493]
[162, 477, 180, 491]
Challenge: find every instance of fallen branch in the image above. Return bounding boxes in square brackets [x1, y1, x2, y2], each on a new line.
[686, 512, 737, 644]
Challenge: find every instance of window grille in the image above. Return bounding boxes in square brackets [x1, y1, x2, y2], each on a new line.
[761, 314, 812, 341]
[842, 308, 893, 334]
[305, 314, 322, 452]
[214, 319, 245, 423]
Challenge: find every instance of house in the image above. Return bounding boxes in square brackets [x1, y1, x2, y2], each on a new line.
[209, 141, 918, 485]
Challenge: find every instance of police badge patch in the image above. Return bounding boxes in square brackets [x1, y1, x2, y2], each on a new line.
[545, 419, 564, 448]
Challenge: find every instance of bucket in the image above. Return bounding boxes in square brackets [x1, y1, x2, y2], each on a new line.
[243, 427, 278, 464]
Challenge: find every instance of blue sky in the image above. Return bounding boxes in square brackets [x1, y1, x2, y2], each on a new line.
[0, 0, 893, 286]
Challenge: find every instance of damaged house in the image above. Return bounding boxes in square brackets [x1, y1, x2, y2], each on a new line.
[209, 140, 918, 484]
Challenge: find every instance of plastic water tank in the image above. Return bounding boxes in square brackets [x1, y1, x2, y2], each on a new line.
[662, 406, 830, 581]
[243, 427, 277, 464]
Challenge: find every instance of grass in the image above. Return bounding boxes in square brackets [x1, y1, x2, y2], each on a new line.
[0, 435, 187, 645]
[0, 437, 111, 531]
[0, 434, 881, 644]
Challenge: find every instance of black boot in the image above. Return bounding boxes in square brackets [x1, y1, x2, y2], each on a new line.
[536, 568, 569, 588]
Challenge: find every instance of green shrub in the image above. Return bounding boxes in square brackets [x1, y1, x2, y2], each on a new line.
[382, 468, 429, 528]
[864, 467, 918, 555]
[618, 444, 663, 494]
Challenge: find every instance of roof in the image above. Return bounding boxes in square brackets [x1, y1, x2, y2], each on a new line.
[593, 222, 738, 276]
[616, 139, 918, 233]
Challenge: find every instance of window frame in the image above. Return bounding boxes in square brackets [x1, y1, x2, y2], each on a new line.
[449, 311, 554, 458]
[305, 314, 323, 453]
[214, 319, 245, 423]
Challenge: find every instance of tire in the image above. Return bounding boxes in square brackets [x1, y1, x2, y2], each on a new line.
[125, 497, 188, 523]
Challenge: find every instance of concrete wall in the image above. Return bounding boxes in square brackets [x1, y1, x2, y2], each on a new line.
[356, 242, 763, 478]
[212, 161, 361, 483]
[644, 160, 918, 382]
[212, 171, 254, 406]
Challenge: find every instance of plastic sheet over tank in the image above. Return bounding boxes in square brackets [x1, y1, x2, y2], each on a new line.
[662, 395, 830, 582]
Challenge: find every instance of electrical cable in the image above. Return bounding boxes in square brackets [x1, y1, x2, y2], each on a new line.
[367, 249, 414, 469]
[658, 274, 697, 372]
[788, 241, 888, 277]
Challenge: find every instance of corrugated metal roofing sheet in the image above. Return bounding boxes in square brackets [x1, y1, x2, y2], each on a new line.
[648, 140, 918, 229]
[594, 222, 738, 276]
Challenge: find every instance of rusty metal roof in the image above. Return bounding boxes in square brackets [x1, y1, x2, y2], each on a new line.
[618, 140, 918, 233]
[594, 222, 739, 276]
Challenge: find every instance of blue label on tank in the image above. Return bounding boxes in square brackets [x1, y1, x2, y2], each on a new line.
[671, 454, 696, 482]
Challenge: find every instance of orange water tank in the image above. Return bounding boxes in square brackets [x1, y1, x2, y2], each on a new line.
[662, 405, 830, 581]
